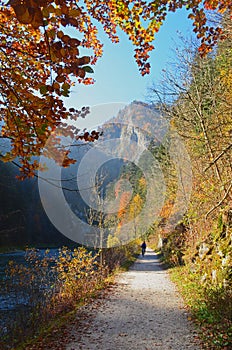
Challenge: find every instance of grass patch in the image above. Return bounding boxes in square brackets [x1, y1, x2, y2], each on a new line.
[169, 265, 232, 349]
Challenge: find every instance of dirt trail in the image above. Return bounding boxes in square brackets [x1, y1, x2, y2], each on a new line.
[66, 248, 201, 350]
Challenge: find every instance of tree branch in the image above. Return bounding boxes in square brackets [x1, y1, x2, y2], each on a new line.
[204, 143, 232, 172]
[0, 154, 95, 192]
[205, 181, 232, 218]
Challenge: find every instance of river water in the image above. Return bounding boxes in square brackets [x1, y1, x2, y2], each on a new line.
[0, 249, 59, 336]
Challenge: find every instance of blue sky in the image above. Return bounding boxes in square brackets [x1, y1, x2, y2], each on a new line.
[66, 8, 194, 129]
[68, 9, 193, 108]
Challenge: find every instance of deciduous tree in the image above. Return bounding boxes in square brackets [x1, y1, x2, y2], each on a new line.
[149, 15, 232, 288]
[0, 0, 231, 176]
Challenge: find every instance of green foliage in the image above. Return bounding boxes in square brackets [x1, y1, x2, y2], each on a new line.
[170, 266, 232, 349]
[83, 66, 94, 73]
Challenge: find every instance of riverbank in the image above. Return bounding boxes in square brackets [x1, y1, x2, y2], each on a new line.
[0, 243, 79, 254]
[0, 243, 139, 349]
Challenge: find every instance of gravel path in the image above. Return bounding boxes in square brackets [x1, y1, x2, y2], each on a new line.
[66, 248, 201, 350]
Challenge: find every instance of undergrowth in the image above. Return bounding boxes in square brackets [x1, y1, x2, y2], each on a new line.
[169, 266, 232, 350]
[1, 242, 139, 350]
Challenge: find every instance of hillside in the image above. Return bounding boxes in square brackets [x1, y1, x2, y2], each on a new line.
[0, 101, 165, 249]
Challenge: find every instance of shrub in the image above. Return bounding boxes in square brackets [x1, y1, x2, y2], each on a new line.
[2, 247, 108, 349]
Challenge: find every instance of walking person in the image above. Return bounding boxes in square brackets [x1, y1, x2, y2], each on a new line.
[141, 240, 146, 257]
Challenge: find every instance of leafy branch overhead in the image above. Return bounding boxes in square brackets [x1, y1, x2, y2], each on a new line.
[0, 0, 231, 177]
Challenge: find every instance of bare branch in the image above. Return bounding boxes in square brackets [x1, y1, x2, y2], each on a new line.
[205, 181, 232, 218]
[204, 143, 232, 172]
[0, 154, 95, 192]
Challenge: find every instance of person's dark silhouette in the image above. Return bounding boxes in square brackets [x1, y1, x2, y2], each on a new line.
[141, 241, 146, 256]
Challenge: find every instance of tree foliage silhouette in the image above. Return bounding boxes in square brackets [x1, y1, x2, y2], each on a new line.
[0, 0, 231, 176]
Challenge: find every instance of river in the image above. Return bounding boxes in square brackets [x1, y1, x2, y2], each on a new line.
[0, 248, 59, 337]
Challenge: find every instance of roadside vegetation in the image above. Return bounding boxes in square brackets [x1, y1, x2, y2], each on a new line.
[169, 266, 232, 349]
[147, 15, 232, 350]
[0, 243, 139, 350]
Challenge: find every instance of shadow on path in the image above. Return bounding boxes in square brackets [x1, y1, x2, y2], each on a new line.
[131, 248, 169, 272]
[66, 246, 201, 350]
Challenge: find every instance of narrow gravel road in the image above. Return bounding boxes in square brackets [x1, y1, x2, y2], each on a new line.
[66, 248, 201, 350]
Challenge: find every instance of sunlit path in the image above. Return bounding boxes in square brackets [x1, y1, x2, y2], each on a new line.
[66, 248, 201, 350]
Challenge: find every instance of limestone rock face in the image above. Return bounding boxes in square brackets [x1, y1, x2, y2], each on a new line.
[101, 101, 167, 162]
